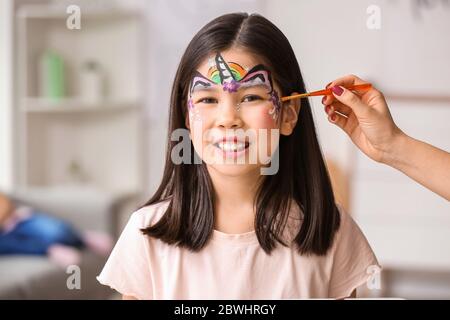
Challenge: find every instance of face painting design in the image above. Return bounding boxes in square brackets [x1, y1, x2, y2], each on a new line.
[188, 52, 282, 120]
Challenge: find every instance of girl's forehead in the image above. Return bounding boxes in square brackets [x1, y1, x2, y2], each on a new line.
[196, 49, 264, 75]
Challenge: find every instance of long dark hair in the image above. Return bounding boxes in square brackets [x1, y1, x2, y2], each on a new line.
[141, 13, 340, 256]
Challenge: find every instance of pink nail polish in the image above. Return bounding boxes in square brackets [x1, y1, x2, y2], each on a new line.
[330, 114, 337, 122]
[331, 86, 344, 96]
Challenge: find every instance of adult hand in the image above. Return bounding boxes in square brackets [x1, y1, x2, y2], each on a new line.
[322, 74, 450, 200]
[322, 74, 404, 164]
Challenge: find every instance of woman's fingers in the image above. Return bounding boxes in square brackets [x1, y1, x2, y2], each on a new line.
[325, 103, 348, 129]
[330, 85, 372, 119]
[324, 103, 360, 137]
[323, 98, 353, 116]
[327, 107, 349, 133]
[327, 74, 386, 110]
[322, 94, 333, 105]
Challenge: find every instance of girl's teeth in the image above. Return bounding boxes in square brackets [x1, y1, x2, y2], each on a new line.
[217, 142, 246, 152]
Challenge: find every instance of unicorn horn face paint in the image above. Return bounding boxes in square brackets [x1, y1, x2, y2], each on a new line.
[188, 52, 282, 121]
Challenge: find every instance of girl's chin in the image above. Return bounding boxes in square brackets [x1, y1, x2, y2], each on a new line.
[206, 163, 262, 177]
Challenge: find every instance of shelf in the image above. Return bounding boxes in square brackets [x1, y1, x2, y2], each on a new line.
[21, 97, 139, 113]
[14, 1, 145, 196]
[384, 93, 450, 104]
[16, 4, 140, 20]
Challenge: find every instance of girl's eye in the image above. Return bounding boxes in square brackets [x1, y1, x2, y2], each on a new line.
[197, 97, 218, 104]
[242, 95, 263, 103]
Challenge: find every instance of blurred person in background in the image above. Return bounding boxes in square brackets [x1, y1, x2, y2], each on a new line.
[0, 192, 112, 267]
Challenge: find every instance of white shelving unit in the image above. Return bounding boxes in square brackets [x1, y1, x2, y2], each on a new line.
[21, 97, 138, 113]
[14, 3, 146, 200]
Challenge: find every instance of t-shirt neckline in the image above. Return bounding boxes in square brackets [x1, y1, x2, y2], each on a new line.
[211, 228, 259, 245]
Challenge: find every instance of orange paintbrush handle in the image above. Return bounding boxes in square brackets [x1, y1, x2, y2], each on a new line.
[309, 83, 372, 96]
[280, 83, 372, 102]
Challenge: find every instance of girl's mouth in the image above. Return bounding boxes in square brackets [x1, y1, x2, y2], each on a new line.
[213, 139, 250, 159]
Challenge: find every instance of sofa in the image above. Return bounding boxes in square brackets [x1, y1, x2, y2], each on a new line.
[0, 186, 136, 299]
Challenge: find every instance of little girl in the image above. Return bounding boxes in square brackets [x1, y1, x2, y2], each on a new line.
[97, 13, 380, 299]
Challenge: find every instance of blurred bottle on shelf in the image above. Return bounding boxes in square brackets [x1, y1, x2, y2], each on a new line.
[79, 60, 104, 104]
[39, 50, 66, 100]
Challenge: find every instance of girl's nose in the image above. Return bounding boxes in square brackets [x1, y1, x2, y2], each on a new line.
[214, 98, 243, 129]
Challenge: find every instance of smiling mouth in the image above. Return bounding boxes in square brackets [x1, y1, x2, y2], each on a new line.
[214, 141, 250, 152]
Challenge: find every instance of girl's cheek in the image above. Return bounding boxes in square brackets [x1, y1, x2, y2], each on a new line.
[253, 106, 279, 129]
[188, 105, 202, 123]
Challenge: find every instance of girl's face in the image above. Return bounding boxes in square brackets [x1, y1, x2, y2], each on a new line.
[186, 47, 300, 177]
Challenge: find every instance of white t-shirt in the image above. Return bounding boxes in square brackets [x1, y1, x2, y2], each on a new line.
[97, 200, 380, 299]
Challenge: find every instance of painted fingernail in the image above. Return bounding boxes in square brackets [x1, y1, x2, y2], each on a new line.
[331, 86, 344, 96]
[325, 105, 330, 113]
[322, 96, 327, 104]
[330, 114, 337, 122]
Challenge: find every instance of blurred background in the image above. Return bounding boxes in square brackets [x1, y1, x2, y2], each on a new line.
[0, 0, 449, 299]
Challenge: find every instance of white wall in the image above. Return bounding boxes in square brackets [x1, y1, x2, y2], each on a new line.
[0, 0, 14, 192]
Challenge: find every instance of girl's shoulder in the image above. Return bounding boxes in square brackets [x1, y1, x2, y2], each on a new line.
[128, 199, 171, 229]
[330, 203, 377, 259]
[287, 201, 358, 246]
[334, 203, 360, 239]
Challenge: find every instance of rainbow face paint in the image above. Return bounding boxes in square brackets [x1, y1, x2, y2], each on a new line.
[188, 53, 282, 120]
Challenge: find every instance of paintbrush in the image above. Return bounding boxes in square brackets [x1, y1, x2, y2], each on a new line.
[280, 83, 372, 102]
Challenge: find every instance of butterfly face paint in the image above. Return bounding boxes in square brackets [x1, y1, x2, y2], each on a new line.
[188, 52, 282, 120]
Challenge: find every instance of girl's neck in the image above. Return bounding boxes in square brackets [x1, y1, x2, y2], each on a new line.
[207, 166, 262, 234]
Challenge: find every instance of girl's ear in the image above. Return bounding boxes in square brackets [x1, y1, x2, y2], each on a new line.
[280, 92, 301, 136]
